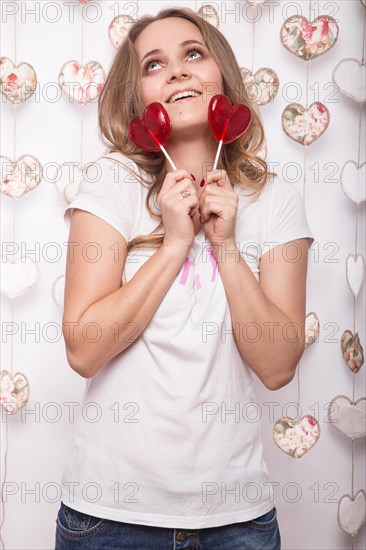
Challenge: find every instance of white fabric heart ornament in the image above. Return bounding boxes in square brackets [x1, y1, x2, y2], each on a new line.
[338, 490, 366, 538]
[332, 59, 366, 103]
[328, 396, 366, 439]
[0, 256, 40, 300]
[305, 312, 320, 348]
[346, 254, 365, 299]
[340, 161, 366, 205]
[54, 164, 83, 204]
[52, 275, 65, 307]
[1, 155, 42, 199]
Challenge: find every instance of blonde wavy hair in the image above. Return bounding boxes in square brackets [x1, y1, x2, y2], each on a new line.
[98, 6, 276, 263]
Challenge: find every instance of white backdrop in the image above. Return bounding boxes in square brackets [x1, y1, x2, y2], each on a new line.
[1, 1, 365, 548]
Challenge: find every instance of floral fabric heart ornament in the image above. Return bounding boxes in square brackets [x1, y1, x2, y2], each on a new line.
[240, 67, 280, 106]
[208, 94, 252, 169]
[305, 311, 320, 348]
[280, 15, 339, 61]
[108, 14, 136, 48]
[328, 396, 366, 439]
[332, 59, 366, 103]
[1, 155, 42, 198]
[282, 102, 330, 145]
[341, 330, 364, 373]
[338, 490, 366, 538]
[58, 60, 105, 105]
[0, 370, 30, 415]
[0, 256, 40, 300]
[0, 57, 37, 104]
[340, 161, 366, 205]
[346, 254, 365, 299]
[128, 102, 177, 170]
[273, 415, 320, 458]
[197, 5, 220, 28]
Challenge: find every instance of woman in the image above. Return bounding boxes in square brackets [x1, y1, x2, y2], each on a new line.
[56, 6, 314, 549]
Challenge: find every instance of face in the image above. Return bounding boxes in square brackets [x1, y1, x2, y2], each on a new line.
[134, 17, 223, 140]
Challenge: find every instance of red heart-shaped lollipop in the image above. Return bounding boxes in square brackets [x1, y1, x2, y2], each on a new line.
[208, 94, 252, 143]
[128, 102, 172, 152]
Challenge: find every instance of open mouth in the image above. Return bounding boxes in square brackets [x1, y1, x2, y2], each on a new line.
[170, 95, 200, 103]
[167, 91, 202, 104]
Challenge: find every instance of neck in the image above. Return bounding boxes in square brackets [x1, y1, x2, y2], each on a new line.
[164, 133, 218, 185]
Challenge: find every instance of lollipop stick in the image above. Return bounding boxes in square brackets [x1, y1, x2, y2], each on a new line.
[159, 144, 177, 171]
[148, 128, 177, 171]
[212, 118, 229, 170]
[213, 140, 223, 171]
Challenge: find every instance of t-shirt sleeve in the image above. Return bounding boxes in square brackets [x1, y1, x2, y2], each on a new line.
[262, 178, 315, 254]
[63, 156, 137, 242]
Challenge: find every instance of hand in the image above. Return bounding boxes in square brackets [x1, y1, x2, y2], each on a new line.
[199, 169, 238, 248]
[157, 169, 199, 254]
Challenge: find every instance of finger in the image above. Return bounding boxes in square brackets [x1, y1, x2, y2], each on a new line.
[204, 170, 231, 188]
[163, 170, 195, 190]
[200, 197, 237, 222]
[200, 198, 224, 222]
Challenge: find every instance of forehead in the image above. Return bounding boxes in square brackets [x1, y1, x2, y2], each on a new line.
[134, 17, 203, 56]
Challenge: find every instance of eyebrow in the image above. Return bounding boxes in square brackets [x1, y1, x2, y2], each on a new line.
[141, 39, 206, 64]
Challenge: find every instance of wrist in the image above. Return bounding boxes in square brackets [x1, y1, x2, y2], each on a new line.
[160, 240, 191, 260]
[210, 239, 240, 262]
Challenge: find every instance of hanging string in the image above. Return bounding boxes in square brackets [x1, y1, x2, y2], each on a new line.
[292, 1, 313, 424]
[0, 4, 19, 548]
[349, 10, 365, 550]
[81, 9, 84, 170]
[251, 8, 255, 74]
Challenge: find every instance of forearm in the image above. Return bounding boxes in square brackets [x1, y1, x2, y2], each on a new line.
[213, 241, 304, 390]
[64, 244, 188, 378]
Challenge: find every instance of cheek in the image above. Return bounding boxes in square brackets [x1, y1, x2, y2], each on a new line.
[140, 77, 156, 103]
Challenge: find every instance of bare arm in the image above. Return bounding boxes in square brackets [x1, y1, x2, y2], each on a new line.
[62, 208, 188, 379]
[211, 238, 310, 390]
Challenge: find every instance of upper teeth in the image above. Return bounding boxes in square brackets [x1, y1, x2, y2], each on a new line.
[168, 91, 201, 103]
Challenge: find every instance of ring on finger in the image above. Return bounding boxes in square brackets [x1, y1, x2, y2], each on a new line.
[181, 189, 191, 199]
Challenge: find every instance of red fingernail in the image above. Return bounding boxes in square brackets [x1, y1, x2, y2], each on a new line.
[200, 178, 205, 187]
[199, 215, 204, 224]
[191, 173, 196, 181]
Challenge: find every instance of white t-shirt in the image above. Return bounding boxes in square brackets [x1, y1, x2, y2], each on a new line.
[61, 151, 314, 529]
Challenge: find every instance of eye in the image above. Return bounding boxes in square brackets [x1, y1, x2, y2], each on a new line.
[143, 46, 205, 74]
[143, 58, 160, 73]
[187, 47, 204, 60]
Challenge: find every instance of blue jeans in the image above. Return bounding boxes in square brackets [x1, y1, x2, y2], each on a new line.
[55, 501, 281, 549]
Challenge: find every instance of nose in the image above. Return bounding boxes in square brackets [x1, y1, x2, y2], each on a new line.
[166, 60, 191, 82]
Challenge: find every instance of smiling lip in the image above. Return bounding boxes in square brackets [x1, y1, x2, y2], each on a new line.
[168, 95, 201, 105]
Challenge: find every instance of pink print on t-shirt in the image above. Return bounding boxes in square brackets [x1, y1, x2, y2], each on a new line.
[178, 247, 218, 288]
[178, 257, 194, 285]
[207, 246, 218, 282]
